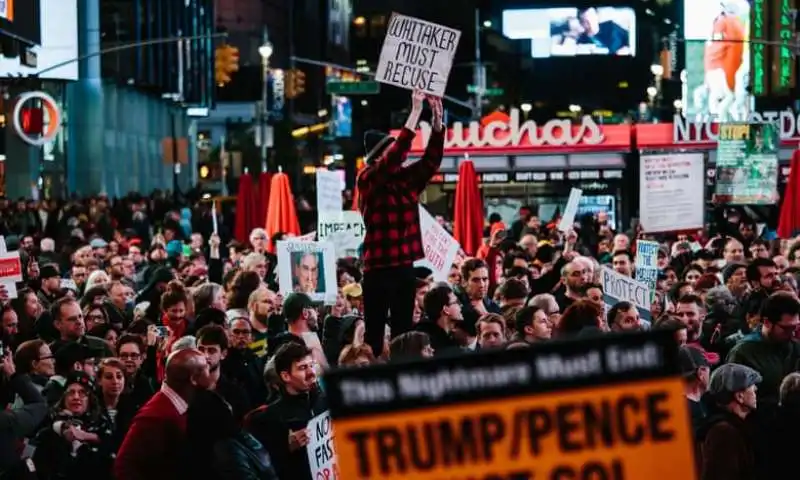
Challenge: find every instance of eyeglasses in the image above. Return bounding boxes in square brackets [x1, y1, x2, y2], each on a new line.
[119, 353, 141, 360]
[231, 329, 252, 336]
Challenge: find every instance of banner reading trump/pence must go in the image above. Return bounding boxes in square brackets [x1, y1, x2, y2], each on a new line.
[323, 330, 697, 480]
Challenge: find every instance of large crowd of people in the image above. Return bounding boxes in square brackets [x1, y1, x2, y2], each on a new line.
[0, 95, 793, 480]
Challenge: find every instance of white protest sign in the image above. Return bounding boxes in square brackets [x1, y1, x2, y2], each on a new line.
[276, 240, 337, 304]
[634, 240, 660, 304]
[316, 170, 344, 213]
[557, 188, 583, 232]
[375, 13, 462, 97]
[297, 231, 317, 242]
[306, 411, 337, 480]
[211, 201, 218, 235]
[414, 206, 459, 281]
[639, 153, 704, 233]
[600, 266, 651, 322]
[318, 211, 365, 258]
[0, 238, 20, 299]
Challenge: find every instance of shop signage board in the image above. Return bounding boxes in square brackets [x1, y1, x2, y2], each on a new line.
[323, 329, 697, 480]
[672, 110, 800, 144]
[639, 153, 705, 233]
[390, 109, 631, 155]
[714, 123, 779, 205]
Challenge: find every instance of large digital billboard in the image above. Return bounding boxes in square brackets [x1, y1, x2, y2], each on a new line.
[0, 0, 40, 45]
[0, 0, 78, 80]
[503, 7, 637, 58]
[683, 0, 751, 121]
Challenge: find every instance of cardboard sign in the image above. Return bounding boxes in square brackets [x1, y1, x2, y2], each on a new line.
[557, 188, 583, 232]
[324, 330, 697, 480]
[276, 240, 337, 304]
[375, 13, 462, 97]
[414, 206, 459, 281]
[316, 170, 344, 213]
[318, 211, 366, 258]
[306, 411, 338, 480]
[601, 266, 651, 322]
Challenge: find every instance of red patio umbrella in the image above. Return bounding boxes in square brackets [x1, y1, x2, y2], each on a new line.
[265, 169, 301, 253]
[233, 172, 257, 244]
[453, 158, 484, 256]
[778, 149, 800, 238]
[256, 171, 272, 226]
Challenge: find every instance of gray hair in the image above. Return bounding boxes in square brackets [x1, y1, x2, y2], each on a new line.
[170, 335, 197, 353]
[705, 286, 735, 313]
[192, 282, 223, 312]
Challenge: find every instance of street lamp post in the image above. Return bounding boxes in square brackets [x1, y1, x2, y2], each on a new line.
[258, 36, 273, 173]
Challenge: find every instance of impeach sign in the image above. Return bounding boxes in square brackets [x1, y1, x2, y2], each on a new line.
[324, 330, 696, 480]
[376, 13, 461, 97]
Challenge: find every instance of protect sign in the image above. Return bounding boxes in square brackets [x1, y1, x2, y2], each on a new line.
[307, 411, 339, 480]
[323, 330, 696, 480]
[375, 13, 461, 97]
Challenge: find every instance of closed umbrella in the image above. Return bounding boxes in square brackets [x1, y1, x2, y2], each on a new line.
[256, 171, 272, 227]
[233, 172, 257, 244]
[453, 158, 484, 256]
[265, 169, 301, 253]
[778, 150, 800, 238]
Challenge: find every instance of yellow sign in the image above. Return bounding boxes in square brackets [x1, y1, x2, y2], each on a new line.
[719, 124, 750, 141]
[324, 330, 697, 480]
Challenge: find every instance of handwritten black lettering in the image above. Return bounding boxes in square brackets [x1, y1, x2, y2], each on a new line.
[388, 16, 457, 52]
[376, 427, 405, 475]
[394, 42, 441, 69]
[646, 392, 675, 441]
[382, 60, 439, 92]
[439, 418, 480, 466]
[479, 414, 506, 462]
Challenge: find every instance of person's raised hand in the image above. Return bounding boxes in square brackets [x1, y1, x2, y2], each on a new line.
[426, 94, 444, 131]
[411, 90, 425, 112]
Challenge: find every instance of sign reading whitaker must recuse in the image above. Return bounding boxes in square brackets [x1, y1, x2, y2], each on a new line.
[323, 330, 697, 480]
[376, 13, 461, 97]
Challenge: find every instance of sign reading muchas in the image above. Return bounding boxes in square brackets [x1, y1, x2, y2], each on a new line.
[417, 108, 605, 150]
[13, 91, 62, 147]
[376, 13, 461, 97]
[306, 411, 339, 480]
[324, 329, 697, 480]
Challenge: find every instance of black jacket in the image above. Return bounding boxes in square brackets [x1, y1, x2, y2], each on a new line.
[212, 432, 278, 480]
[0, 374, 47, 474]
[414, 320, 460, 355]
[221, 349, 267, 408]
[246, 387, 328, 480]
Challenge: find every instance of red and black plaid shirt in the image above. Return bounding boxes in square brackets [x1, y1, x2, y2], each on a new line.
[357, 127, 445, 271]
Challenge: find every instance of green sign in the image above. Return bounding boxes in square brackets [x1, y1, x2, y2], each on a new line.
[325, 81, 380, 95]
[714, 123, 779, 205]
[752, 0, 766, 96]
[466, 85, 504, 96]
[773, 0, 796, 93]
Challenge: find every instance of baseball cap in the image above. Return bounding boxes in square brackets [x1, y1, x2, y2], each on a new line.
[283, 292, 314, 313]
[90, 238, 108, 249]
[54, 342, 95, 372]
[39, 263, 61, 279]
[678, 345, 710, 378]
[708, 363, 762, 396]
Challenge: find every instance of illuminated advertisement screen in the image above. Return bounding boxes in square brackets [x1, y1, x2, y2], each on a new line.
[683, 0, 751, 121]
[502, 7, 636, 58]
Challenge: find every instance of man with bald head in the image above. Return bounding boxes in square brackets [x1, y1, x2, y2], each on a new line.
[115, 348, 213, 480]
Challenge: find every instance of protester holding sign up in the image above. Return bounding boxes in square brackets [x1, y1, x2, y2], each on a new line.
[357, 89, 445, 358]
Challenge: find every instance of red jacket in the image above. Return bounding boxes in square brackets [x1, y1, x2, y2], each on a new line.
[114, 391, 188, 480]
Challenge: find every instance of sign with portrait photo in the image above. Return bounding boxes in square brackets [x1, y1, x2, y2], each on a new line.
[276, 240, 337, 304]
[375, 13, 461, 97]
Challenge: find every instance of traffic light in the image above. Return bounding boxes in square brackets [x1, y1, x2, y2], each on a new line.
[284, 69, 306, 99]
[214, 44, 240, 86]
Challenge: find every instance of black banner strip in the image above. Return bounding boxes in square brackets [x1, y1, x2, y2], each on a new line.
[324, 330, 681, 419]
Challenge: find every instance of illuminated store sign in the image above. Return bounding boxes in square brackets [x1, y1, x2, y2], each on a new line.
[751, 0, 767, 96]
[12, 91, 62, 147]
[772, 0, 796, 93]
